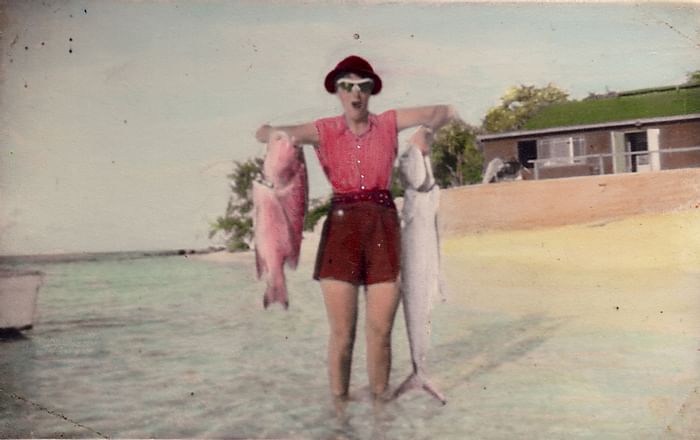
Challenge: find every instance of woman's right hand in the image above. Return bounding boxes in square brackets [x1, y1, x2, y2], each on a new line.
[256, 122, 319, 146]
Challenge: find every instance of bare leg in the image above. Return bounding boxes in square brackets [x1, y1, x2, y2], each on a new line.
[365, 281, 401, 400]
[321, 279, 359, 408]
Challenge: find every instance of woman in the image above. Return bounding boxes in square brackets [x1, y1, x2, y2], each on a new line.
[255, 55, 456, 408]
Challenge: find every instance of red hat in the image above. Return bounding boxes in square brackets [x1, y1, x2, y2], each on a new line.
[324, 55, 382, 95]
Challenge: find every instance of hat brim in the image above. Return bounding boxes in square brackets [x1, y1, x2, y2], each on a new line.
[324, 69, 382, 95]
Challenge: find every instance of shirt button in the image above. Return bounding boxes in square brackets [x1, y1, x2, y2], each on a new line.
[357, 160, 361, 164]
[361, 185, 366, 190]
[356, 145, 361, 149]
[360, 174, 365, 179]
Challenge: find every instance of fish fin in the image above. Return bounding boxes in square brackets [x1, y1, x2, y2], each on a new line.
[392, 372, 447, 405]
[286, 253, 300, 270]
[287, 231, 303, 270]
[255, 249, 266, 280]
[276, 195, 301, 271]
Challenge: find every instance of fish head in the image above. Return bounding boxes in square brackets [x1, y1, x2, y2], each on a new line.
[409, 126, 434, 151]
[264, 130, 301, 185]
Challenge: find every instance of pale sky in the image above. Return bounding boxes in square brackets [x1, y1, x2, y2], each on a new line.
[1, 0, 699, 255]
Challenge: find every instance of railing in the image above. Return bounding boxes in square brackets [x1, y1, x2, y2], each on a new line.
[529, 145, 700, 180]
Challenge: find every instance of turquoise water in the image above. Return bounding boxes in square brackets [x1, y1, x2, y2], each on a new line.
[1, 255, 695, 439]
[1, 256, 420, 439]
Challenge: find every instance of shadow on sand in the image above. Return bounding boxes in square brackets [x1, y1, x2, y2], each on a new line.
[431, 313, 567, 391]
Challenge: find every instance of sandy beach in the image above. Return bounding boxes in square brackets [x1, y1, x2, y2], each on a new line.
[192, 207, 700, 437]
[442, 209, 700, 333]
[439, 208, 700, 437]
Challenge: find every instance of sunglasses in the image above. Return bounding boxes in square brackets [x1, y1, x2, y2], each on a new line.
[336, 78, 375, 94]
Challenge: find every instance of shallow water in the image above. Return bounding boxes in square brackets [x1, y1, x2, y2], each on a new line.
[1, 211, 699, 439]
[1, 255, 421, 438]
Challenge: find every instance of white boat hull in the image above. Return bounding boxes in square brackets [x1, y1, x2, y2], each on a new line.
[0, 270, 43, 331]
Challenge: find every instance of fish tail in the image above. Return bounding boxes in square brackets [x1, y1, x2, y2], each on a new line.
[392, 372, 447, 405]
[420, 376, 447, 405]
[263, 273, 289, 310]
[393, 372, 419, 400]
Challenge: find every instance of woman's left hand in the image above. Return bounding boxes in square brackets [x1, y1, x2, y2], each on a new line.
[409, 126, 434, 156]
[396, 104, 460, 133]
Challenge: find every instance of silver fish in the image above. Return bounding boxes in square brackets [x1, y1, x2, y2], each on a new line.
[252, 131, 308, 309]
[394, 140, 447, 404]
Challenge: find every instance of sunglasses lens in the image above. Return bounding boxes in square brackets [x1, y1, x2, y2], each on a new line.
[336, 82, 352, 92]
[359, 81, 374, 93]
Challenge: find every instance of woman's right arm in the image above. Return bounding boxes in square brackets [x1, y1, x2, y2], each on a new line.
[255, 122, 319, 146]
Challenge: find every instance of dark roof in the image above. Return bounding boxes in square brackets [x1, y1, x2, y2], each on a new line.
[522, 83, 700, 130]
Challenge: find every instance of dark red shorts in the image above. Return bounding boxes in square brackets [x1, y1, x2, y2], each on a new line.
[313, 191, 401, 286]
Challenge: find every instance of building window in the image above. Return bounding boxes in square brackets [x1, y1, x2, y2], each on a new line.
[517, 140, 537, 169]
[537, 137, 585, 166]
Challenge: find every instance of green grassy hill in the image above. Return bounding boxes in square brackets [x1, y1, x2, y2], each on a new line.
[524, 85, 700, 130]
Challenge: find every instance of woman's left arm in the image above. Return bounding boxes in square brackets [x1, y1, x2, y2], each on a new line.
[395, 105, 458, 132]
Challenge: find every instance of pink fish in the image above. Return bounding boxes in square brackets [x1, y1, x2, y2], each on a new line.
[252, 131, 308, 309]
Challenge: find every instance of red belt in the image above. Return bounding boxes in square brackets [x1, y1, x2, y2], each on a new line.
[331, 189, 395, 208]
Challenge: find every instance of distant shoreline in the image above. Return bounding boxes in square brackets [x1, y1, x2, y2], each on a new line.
[0, 246, 229, 265]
